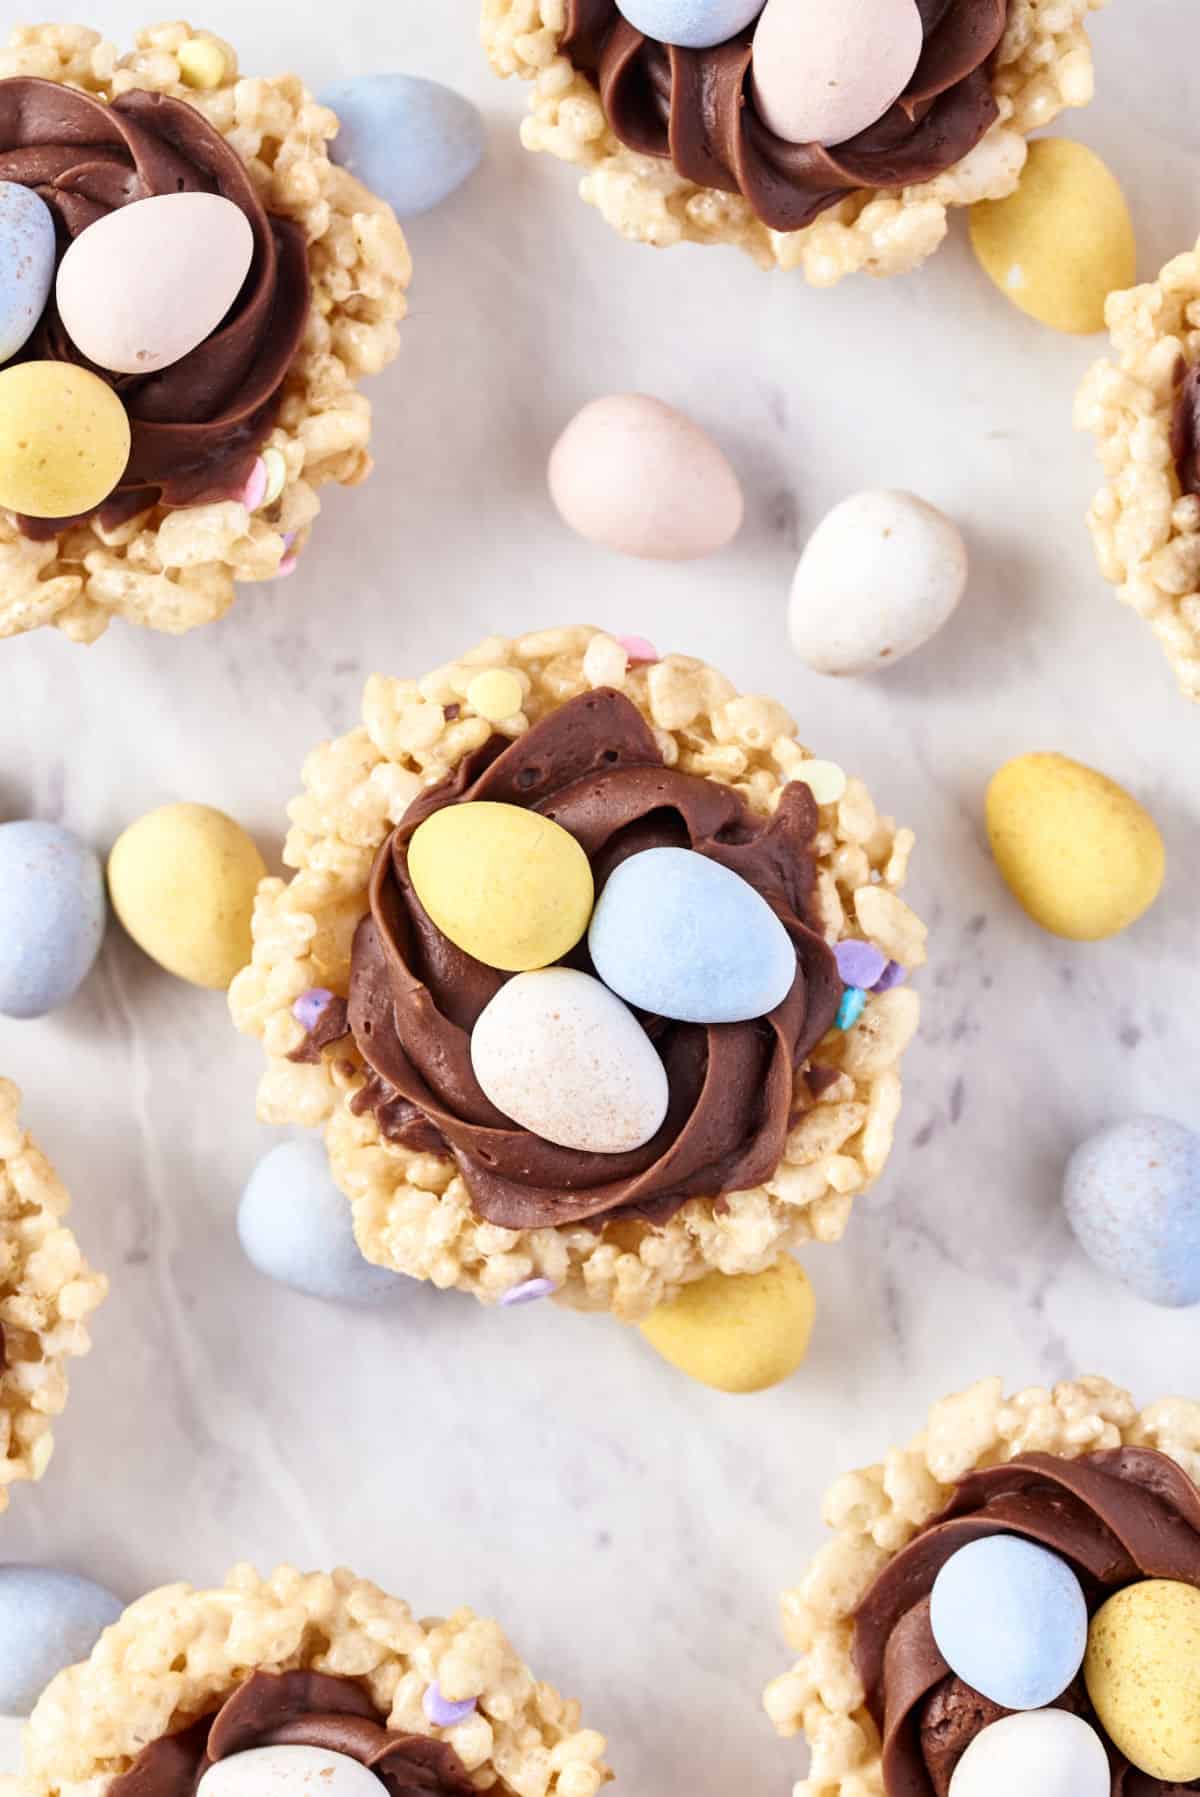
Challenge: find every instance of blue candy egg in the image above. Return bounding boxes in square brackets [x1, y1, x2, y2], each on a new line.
[320, 75, 485, 217]
[239, 1139, 410, 1305]
[0, 821, 106, 1020]
[0, 1567, 122, 1714]
[930, 1535, 1088, 1712]
[616, 0, 763, 48]
[588, 846, 796, 1024]
[1064, 1115, 1200, 1307]
[0, 184, 55, 367]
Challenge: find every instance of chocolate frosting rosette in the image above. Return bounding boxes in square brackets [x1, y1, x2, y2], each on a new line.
[18, 1564, 610, 1797]
[0, 21, 410, 642]
[765, 1375, 1200, 1797]
[1077, 236, 1200, 705]
[481, 0, 1106, 281]
[230, 626, 927, 1320]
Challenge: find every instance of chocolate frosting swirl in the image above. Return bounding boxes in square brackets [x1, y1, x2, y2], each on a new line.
[341, 687, 842, 1232]
[1171, 361, 1200, 499]
[561, 0, 1009, 232]
[107, 1670, 478, 1797]
[0, 77, 310, 538]
[853, 1447, 1200, 1796]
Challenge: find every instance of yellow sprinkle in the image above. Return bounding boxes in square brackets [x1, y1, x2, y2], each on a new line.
[467, 669, 524, 723]
[794, 760, 847, 806]
[261, 446, 288, 507]
[178, 37, 228, 91]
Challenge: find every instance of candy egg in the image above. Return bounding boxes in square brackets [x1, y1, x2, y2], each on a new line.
[0, 821, 106, 1020]
[0, 362, 130, 519]
[56, 192, 254, 376]
[470, 968, 669, 1153]
[239, 1140, 406, 1305]
[789, 490, 968, 677]
[639, 1255, 816, 1393]
[1064, 1116, 1200, 1308]
[588, 847, 796, 1023]
[198, 1746, 385, 1797]
[107, 803, 266, 990]
[615, 0, 762, 49]
[321, 75, 485, 216]
[948, 1712, 1110, 1797]
[1085, 1580, 1200, 1781]
[930, 1536, 1088, 1710]
[970, 139, 1136, 334]
[986, 753, 1164, 940]
[0, 1566, 122, 1715]
[548, 395, 743, 561]
[752, 0, 923, 148]
[408, 802, 593, 973]
[0, 183, 56, 366]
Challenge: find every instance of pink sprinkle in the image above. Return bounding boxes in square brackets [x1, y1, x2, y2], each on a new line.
[499, 1277, 556, 1308]
[240, 457, 269, 511]
[276, 554, 298, 578]
[617, 634, 659, 664]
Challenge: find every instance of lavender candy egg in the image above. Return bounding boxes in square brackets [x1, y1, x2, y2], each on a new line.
[0, 183, 56, 366]
[238, 1139, 409, 1305]
[0, 821, 106, 1020]
[1064, 1116, 1200, 1308]
[752, 0, 924, 148]
[0, 1567, 122, 1715]
[321, 75, 485, 217]
[615, 0, 762, 50]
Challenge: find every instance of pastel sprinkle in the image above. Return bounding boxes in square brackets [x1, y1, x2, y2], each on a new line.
[240, 457, 268, 511]
[499, 1277, 557, 1308]
[794, 760, 847, 807]
[834, 940, 888, 991]
[467, 668, 524, 723]
[262, 446, 288, 506]
[874, 960, 908, 992]
[276, 555, 299, 578]
[617, 634, 660, 664]
[423, 1682, 477, 1728]
[293, 987, 335, 1031]
[836, 987, 868, 1031]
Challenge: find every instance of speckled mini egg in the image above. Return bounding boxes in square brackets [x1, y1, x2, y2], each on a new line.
[471, 968, 669, 1154]
[238, 1139, 407, 1305]
[0, 1566, 122, 1715]
[198, 1746, 385, 1797]
[1085, 1580, 1200, 1781]
[548, 394, 744, 561]
[948, 1711, 1110, 1797]
[1064, 1115, 1200, 1308]
[639, 1255, 816, 1392]
[0, 821, 106, 1020]
[0, 362, 130, 519]
[930, 1536, 1088, 1711]
[986, 753, 1164, 941]
[321, 74, 485, 216]
[789, 490, 968, 677]
[107, 803, 266, 990]
[752, 0, 923, 147]
[0, 182, 56, 367]
[407, 802, 593, 973]
[615, 0, 762, 49]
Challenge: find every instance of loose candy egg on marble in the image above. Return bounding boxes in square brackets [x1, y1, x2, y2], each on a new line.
[0, 1567, 122, 1715]
[986, 752, 1164, 941]
[56, 193, 254, 376]
[588, 847, 796, 1023]
[321, 75, 485, 216]
[639, 1255, 816, 1393]
[548, 395, 744, 561]
[1064, 1116, 1200, 1308]
[0, 362, 130, 519]
[238, 1139, 408, 1305]
[948, 1711, 1110, 1797]
[198, 1745, 386, 1797]
[107, 803, 267, 990]
[789, 490, 968, 677]
[470, 968, 670, 1154]
[0, 183, 56, 366]
[930, 1535, 1088, 1710]
[408, 802, 594, 973]
[752, 0, 924, 147]
[615, 0, 762, 49]
[1085, 1580, 1200, 1781]
[0, 821, 106, 1020]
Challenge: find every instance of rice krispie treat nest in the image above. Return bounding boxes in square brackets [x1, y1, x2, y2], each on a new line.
[764, 1374, 1200, 1797]
[14, 1562, 610, 1797]
[1076, 240, 1200, 703]
[0, 21, 411, 643]
[480, 0, 1103, 283]
[0, 1079, 107, 1511]
[230, 625, 926, 1322]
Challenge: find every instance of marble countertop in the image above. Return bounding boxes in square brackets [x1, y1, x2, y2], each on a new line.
[2, 2, 1199, 1789]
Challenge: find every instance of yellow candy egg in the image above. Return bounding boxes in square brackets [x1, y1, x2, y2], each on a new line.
[1084, 1580, 1200, 1781]
[108, 804, 267, 990]
[986, 752, 1164, 941]
[639, 1255, 816, 1393]
[407, 802, 594, 973]
[969, 139, 1136, 334]
[0, 362, 130, 519]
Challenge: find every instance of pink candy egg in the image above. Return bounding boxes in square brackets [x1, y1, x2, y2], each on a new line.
[752, 0, 924, 149]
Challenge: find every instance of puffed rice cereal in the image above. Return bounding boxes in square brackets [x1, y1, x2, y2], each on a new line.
[230, 625, 927, 1322]
[0, 21, 411, 643]
[14, 1562, 611, 1797]
[480, 0, 1104, 284]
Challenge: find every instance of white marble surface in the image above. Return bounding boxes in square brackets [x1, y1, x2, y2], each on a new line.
[1, 2, 1199, 1788]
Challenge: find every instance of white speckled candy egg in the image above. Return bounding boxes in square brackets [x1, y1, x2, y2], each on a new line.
[198, 1746, 384, 1797]
[752, 0, 924, 147]
[789, 489, 968, 676]
[471, 968, 670, 1154]
[56, 192, 254, 376]
[616, 0, 762, 49]
[548, 394, 744, 561]
[948, 1712, 1110, 1797]
[0, 183, 55, 366]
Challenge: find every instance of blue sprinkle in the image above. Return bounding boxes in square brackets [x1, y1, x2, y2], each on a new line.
[836, 987, 868, 1031]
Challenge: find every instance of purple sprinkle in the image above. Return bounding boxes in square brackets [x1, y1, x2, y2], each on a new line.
[873, 960, 908, 992]
[499, 1277, 557, 1308]
[423, 1682, 477, 1728]
[834, 940, 888, 990]
[240, 456, 268, 511]
[293, 987, 334, 1031]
